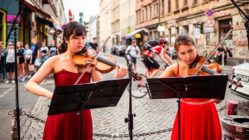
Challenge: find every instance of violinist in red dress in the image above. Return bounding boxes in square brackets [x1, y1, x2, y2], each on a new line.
[25, 21, 128, 140]
[160, 35, 222, 140]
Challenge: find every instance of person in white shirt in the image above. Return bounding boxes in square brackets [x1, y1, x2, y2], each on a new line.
[5, 42, 15, 83]
[25, 44, 33, 78]
[125, 40, 141, 70]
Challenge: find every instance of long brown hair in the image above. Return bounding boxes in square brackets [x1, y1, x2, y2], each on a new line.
[58, 21, 86, 54]
[174, 35, 195, 52]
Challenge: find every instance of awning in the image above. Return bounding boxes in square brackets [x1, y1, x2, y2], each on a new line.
[50, 17, 63, 31]
[125, 28, 149, 38]
[24, 0, 51, 18]
[35, 15, 53, 27]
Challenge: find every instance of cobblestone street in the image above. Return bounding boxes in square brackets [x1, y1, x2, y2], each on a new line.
[19, 63, 249, 140]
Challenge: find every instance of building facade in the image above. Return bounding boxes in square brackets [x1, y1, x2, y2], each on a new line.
[98, 0, 112, 48]
[136, 0, 249, 59]
[0, 0, 65, 47]
[87, 16, 97, 42]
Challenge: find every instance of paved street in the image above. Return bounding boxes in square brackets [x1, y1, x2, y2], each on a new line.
[0, 55, 248, 140]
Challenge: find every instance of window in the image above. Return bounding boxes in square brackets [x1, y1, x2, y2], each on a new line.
[184, 0, 187, 5]
[175, 0, 179, 10]
[168, 0, 171, 13]
[162, 0, 165, 16]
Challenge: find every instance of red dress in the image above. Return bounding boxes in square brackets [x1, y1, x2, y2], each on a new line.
[43, 70, 93, 140]
[171, 64, 222, 140]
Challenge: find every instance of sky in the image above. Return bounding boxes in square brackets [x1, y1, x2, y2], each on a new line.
[62, 0, 100, 22]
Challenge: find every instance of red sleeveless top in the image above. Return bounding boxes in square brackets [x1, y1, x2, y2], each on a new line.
[43, 70, 93, 140]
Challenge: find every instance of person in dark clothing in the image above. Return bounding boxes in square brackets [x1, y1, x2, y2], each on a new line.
[89, 37, 98, 51]
[30, 39, 40, 65]
[0, 41, 7, 81]
[49, 40, 58, 57]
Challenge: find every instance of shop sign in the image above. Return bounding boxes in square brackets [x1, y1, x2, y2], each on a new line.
[213, 10, 230, 18]
[167, 20, 176, 27]
[6, 15, 20, 23]
[135, 33, 141, 38]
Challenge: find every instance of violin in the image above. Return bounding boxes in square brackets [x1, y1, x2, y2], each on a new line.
[188, 56, 222, 76]
[72, 49, 142, 80]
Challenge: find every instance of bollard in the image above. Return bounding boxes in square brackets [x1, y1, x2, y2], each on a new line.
[8, 108, 22, 140]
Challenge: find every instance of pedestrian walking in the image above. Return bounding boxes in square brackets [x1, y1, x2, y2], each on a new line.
[125, 40, 141, 70]
[24, 44, 33, 79]
[5, 42, 15, 84]
[17, 41, 26, 81]
[89, 37, 99, 52]
[48, 40, 58, 57]
[30, 38, 40, 74]
[39, 42, 49, 64]
[0, 41, 7, 81]
[160, 35, 222, 140]
[25, 21, 128, 140]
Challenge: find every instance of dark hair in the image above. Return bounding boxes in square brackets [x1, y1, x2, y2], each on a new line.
[58, 21, 86, 54]
[174, 35, 195, 52]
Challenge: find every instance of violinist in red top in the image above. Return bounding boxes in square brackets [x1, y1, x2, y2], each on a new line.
[25, 21, 128, 140]
[160, 35, 222, 140]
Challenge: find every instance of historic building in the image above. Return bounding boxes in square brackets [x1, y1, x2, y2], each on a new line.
[136, 0, 249, 59]
[0, 0, 65, 47]
[98, 0, 112, 47]
[98, 0, 137, 48]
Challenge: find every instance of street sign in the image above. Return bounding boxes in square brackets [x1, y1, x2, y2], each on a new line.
[203, 19, 215, 33]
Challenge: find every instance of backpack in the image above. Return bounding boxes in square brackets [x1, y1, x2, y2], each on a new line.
[143, 40, 159, 51]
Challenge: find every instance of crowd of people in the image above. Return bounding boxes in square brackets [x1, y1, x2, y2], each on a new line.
[0, 39, 58, 83]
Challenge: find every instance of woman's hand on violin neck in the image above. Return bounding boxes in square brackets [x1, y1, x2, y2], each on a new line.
[114, 65, 128, 78]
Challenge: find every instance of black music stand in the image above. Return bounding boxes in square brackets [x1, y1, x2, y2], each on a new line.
[147, 75, 228, 140]
[48, 78, 130, 140]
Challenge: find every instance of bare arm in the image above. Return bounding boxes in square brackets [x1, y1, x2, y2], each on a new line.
[25, 56, 56, 99]
[159, 50, 173, 65]
[91, 68, 102, 82]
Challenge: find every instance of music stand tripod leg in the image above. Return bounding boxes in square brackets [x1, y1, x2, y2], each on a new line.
[76, 90, 92, 140]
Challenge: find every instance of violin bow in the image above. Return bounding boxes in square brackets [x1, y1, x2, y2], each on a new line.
[92, 36, 111, 60]
[193, 28, 233, 76]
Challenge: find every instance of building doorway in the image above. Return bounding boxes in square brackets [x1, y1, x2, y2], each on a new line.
[218, 18, 232, 46]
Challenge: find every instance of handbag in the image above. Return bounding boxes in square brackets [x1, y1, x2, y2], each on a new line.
[34, 58, 41, 67]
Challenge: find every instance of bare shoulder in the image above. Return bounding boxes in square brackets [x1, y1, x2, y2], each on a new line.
[44, 55, 60, 65]
[159, 63, 178, 77]
[41, 55, 61, 72]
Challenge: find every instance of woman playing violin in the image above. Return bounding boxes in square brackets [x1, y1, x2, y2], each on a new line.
[25, 21, 128, 140]
[160, 35, 222, 140]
